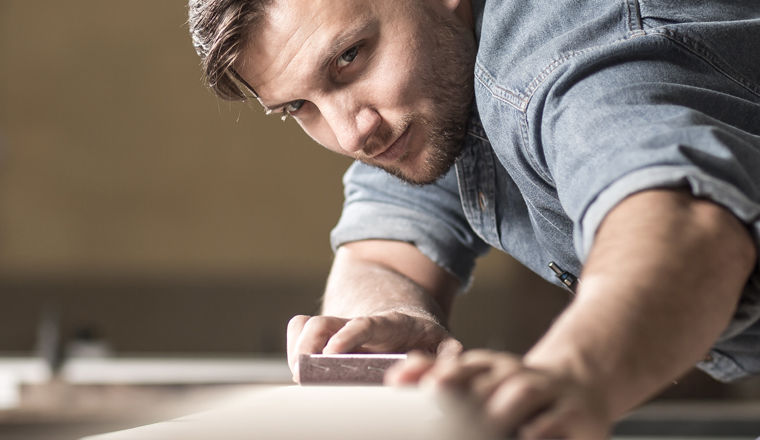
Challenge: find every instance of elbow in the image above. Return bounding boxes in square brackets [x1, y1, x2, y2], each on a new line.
[694, 197, 756, 294]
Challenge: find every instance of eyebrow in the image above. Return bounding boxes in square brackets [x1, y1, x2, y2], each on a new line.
[256, 17, 377, 113]
[317, 19, 375, 76]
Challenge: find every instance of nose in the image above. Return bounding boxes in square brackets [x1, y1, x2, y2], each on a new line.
[321, 94, 380, 154]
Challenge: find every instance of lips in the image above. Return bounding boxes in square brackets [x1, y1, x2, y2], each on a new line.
[371, 125, 410, 163]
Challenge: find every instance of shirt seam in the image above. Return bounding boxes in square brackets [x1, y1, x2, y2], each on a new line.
[519, 111, 556, 189]
[455, 161, 494, 248]
[475, 33, 646, 113]
[624, 0, 645, 35]
[476, 4, 760, 110]
[474, 62, 528, 110]
[652, 27, 760, 100]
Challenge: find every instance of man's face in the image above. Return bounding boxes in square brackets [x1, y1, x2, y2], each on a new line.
[236, 0, 476, 185]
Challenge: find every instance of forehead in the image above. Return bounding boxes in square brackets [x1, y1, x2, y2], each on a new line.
[239, 0, 379, 93]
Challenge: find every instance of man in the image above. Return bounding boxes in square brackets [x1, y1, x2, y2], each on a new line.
[188, 0, 760, 437]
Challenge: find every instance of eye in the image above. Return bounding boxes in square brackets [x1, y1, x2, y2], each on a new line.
[337, 46, 359, 69]
[284, 100, 305, 114]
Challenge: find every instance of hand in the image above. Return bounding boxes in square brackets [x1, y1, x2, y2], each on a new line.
[385, 350, 611, 439]
[286, 311, 463, 382]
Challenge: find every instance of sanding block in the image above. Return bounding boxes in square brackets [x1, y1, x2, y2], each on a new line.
[299, 353, 407, 385]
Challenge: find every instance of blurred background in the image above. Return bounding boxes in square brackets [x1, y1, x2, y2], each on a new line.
[0, 1, 758, 439]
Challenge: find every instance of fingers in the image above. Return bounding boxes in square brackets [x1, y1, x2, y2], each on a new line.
[322, 316, 380, 354]
[517, 397, 610, 440]
[421, 350, 523, 402]
[287, 315, 350, 382]
[385, 337, 463, 386]
[484, 369, 557, 434]
[405, 350, 611, 439]
[286, 315, 310, 371]
[287, 313, 420, 381]
[387, 350, 523, 401]
[436, 337, 464, 360]
[420, 353, 494, 391]
[384, 337, 466, 386]
[324, 312, 458, 355]
[384, 351, 435, 385]
[286, 312, 464, 384]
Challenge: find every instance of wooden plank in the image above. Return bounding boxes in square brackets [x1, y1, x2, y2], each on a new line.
[80, 385, 488, 440]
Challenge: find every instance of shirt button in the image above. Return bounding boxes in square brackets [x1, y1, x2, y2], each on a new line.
[478, 191, 487, 211]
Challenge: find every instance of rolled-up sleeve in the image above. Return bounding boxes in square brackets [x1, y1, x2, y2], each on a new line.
[331, 161, 490, 286]
[541, 36, 760, 357]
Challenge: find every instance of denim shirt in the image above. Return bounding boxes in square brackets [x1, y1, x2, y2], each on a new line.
[331, 0, 760, 382]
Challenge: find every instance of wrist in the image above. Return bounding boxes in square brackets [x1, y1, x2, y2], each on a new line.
[381, 305, 447, 329]
[523, 349, 616, 427]
[524, 344, 602, 388]
[522, 309, 617, 413]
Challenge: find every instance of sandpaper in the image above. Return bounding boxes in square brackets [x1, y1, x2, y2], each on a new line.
[299, 354, 407, 385]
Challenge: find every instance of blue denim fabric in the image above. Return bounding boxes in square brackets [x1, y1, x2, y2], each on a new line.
[331, 0, 760, 382]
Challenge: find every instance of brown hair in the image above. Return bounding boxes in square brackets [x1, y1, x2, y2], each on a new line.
[188, 0, 273, 101]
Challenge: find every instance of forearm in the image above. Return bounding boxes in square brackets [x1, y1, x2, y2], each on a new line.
[286, 240, 462, 374]
[322, 241, 458, 325]
[524, 190, 756, 417]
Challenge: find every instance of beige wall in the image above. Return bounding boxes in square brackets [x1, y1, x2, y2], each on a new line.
[0, 0, 353, 280]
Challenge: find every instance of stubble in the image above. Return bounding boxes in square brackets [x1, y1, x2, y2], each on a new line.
[370, 1, 476, 186]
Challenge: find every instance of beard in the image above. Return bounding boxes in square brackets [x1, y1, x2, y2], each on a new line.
[360, 1, 476, 186]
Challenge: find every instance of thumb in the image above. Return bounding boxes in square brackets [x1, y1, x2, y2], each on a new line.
[437, 337, 464, 360]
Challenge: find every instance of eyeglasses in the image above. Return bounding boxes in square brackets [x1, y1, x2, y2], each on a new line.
[230, 68, 292, 121]
[230, 68, 258, 99]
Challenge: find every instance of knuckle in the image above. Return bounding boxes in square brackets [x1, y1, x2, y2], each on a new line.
[461, 349, 496, 363]
[510, 378, 543, 400]
[301, 316, 340, 338]
[439, 339, 464, 357]
[462, 349, 492, 361]
[494, 357, 523, 373]
[336, 317, 374, 343]
[495, 351, 521, 364]
[519, 419, 561, 440]
[560, 405, 583, 420]
[327, 330, 352, 345]
[349, 316, 374, 331]
[301, 315, 329, 329]
[287, 315, 310, 329]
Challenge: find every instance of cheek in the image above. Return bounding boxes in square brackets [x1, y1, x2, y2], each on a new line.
[374, 52, 414, 97]
[298, 118, 352, 157]
[370, 45, 426, 111]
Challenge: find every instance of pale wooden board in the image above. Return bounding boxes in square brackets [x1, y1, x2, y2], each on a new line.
[80, 385, 488, 440]
[80, 386, 760, 440]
